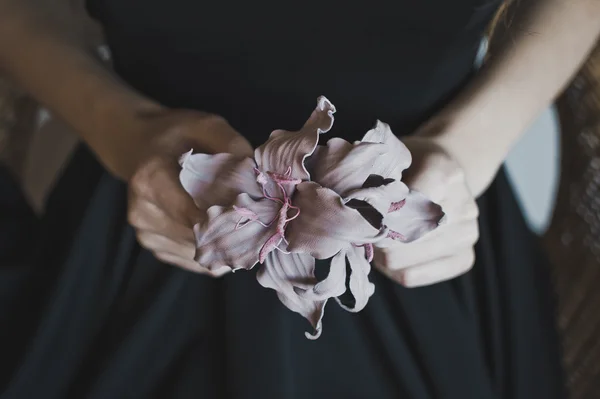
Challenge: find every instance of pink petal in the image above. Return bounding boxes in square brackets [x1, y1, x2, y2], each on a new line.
[259, 232, 284, 264]
[254, 96, 336, 182]
[309, 138, 371, 195]
[257, 251, 327, 340]
[336, 246, 375, 313]
[344, 180, 409, 216]
[380, 190, 445, 246]
[195, 194, 280, 271]
[361, 120, 412, 178]
[286, 182, 384, 259]
[311, 122, 412, 196]
[310, 139, 393, 196]
[296, 250, 348, 301]
[179, 152, 262, 211]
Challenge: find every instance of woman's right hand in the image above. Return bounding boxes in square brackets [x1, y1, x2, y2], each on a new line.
[123, 110, 253, 275]
[1, 0, 254, 276]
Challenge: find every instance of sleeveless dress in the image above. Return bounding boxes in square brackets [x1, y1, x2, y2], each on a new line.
[0, 1, 565, 398]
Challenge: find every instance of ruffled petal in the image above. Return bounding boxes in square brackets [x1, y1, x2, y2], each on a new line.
[311, 122, 412, 196]
[195, 194, 280, 271]
[296, 250, 347, 301]
[381, 190, 445, 245]
[179, 151, 262, 211]
[336, 246, 375, 313]
[254, 96, 336, 182]
[286, 182, 384, 259]
[257, 251, 327, 340]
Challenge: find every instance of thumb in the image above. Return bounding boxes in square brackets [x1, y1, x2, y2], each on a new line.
[190, 117, 254, 158]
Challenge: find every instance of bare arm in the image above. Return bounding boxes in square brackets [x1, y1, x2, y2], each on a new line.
[0, 0, 255, 273]
[0, 0, 164, 178]
[421, 0, 600, 196]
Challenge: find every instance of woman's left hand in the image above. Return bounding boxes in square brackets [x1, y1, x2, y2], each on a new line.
[373, 136, 480, 288]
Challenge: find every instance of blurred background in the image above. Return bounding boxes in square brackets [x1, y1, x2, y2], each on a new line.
[506, 107, 560, 235]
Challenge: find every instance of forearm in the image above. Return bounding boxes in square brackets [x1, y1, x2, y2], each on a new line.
[0, 0, 164, 178]
[423, 0, 600, 195]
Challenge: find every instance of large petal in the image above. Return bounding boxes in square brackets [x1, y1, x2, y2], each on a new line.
[360, 120, 412, 179]
[336, 246, 375, 313]
[296, 250, 348, 301]
[311, 138, 399, 197]
[380, 190, 445, 246]
[311, 122, 412, 196]
[257, 251, 327, 340]
[179, 151, 262, 210]
[286, 182, 384, 259]
[254, 96, 336, 182]
[195, 194, 280, 271]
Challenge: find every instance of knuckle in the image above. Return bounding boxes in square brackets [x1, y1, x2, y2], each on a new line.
[446, 165, 466, 184]
[135, 232, 152, 249]
[462, 248, 476, 272]
[374, 247, 407, 271]
[127, 206, 144, 228]
[130, 175, 152, 199]
[452, 222, 479, 248]
[464, 201, 480, 219]
[464, 222, 480, 246]
[129, 158, 164, 197]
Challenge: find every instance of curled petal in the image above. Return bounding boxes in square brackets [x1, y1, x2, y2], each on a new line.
[257, 251, 326, 340]
[296, 250, 347, 301]
[179, 152, 262, 210]
[380, 190, 445, 246]
[195, 194, 279, 271]
[336, 246, 375, 313]
[286, 182, 383, 259]
[254, 96, 336, 183]
[311, 122, 412, 196]
[344, 180, 409, 216]
[361, 120, 412, 179]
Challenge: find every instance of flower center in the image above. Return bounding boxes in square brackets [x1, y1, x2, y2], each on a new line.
[233, 166, 302, 263]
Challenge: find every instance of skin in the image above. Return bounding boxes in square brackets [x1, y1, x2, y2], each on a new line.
[378, 0, 600, 287]
[0, 0, 599, 285]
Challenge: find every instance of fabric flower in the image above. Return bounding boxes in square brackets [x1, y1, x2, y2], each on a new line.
[309, 120, 444, 247]
[179, 96, 444, 339]
[284, 121, 444, 320]
[180, 96, 337, 271]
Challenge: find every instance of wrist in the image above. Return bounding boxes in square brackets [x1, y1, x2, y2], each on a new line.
[415, 105, 509, 197]
[86, 88, 166, 180]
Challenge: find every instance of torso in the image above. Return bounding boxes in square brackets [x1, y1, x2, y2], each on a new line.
[87, 0, 502, 145]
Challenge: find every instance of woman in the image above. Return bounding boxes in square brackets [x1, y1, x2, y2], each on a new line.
[0, 0, 598, 397]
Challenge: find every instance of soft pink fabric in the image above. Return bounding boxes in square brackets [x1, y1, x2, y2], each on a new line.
[179, 96, 444, 338]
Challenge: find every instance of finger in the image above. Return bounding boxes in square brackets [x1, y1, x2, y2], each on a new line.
[456, 199, 479, 222]
[198, 118, 254, 157]
[374, 221, 479, 270]
[381, 249, 476, 288]
[154, 251, 231, 277]
[130, 157, 203, 228]
[403, 162, 465, 204]
[128, 198, 196, 245]
[137, 231, 196, 261]
[438, 187, 478, 219]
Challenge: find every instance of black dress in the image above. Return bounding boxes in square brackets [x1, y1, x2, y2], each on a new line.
[0, 1, 565, 398]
